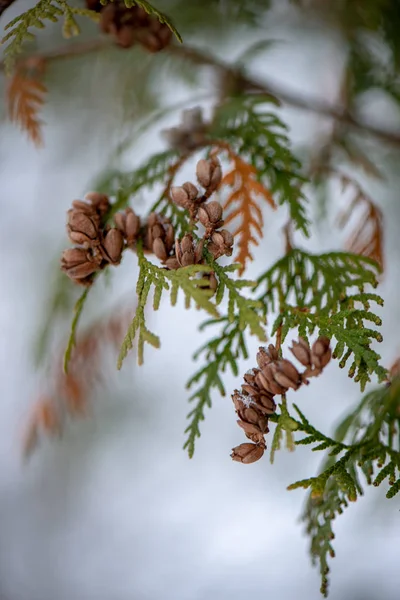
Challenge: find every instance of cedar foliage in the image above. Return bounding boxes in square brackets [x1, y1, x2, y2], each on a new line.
[2, 0, 400, 597]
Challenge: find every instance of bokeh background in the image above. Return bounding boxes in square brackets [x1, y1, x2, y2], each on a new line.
[1, 1, 399, 599]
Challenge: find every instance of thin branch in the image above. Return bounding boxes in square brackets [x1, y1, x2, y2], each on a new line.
[167, 44, 400, 148]
[1, 38, 400, 147]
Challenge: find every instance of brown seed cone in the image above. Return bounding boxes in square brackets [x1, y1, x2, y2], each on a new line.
[61, 248, 100, 281]
[67, 210, 100, 247]
[170, 182, 199, 210]
[114, 208, 141, 246]
[84, 192, 110, 216]
[198, 201, 224, 230]
[98, 2, 172, 52]
[232, 391, 269, 435]
[101, 228, 124, 264]
[174, 235, 204, 268]
[256, 344, 279, 369]
[311, 336, 332, 369]
[144, 213, 175, 259]
[231, 443, 265, 464]
[196, 157, 222, 193]
[256, 366, 287, 396]
[207, 229, 234, 259]
[271, 359, 301, 391]
[290, 337, 312, 367]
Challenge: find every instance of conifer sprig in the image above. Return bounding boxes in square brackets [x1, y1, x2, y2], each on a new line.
[256, 249, 381, 313]
[184, 318, 248, 458]
[184, 257, 266, 457]
[117, 241, 218, 367]
[284, 380, 400, 596]
[1, 0, 99, 72]
[256, 250, 385, 390]
[98, 149, 180, 218]
[63, 286, 91, 373]
[212, 96, 309, 235]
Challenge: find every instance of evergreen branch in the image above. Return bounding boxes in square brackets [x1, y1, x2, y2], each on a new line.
[269, 398, 298, 463]
[63, 286, 90, 373]
[272, 305, 385, 391]
[212, 96, 309, 235]
[256, 249, 385, 390]
[184, 257, 266, 457]
[118, 242, 219, 368]
[256, 249, 381, 313]
[287, 380, 400, 595]
[98, 149, 179, 219]
[184, 318, 246, 458]
[207, 253, 267, 341]
[1, 0, 99, 72]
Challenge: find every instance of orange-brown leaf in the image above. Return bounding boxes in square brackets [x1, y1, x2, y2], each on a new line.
[7, 71, 47, 147]
[221, 152, 276, 274]
[338, 175, 384, 270]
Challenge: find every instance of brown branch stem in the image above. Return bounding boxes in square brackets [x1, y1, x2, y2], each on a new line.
[1, 38, 400, 146]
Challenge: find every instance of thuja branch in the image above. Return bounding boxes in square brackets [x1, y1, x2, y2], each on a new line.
[185, 259, 266, 457]
[118, 240, 218, 367]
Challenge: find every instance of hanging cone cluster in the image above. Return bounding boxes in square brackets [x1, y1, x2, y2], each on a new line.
[231, 336, 332, 464]
[169, 156, 234, 261]
[61, 194, 141, 285]
[61, 158, 234, 295]
[86, 0, 173, 51]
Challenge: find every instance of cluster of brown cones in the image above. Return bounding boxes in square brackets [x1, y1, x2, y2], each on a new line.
[61, 157, 235, 288]
[62, 193, 120, 286]
[86, 0, 173, 51]
[231, 337, 332, 464]
[170, 156, 234, 261]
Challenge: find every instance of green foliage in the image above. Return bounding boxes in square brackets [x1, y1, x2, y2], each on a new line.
[212, 95, 309, 236]
[1, 0, 99, 72]
[97, 149, 179, 217]
[184, 257, 267, 457]
[63, 286, 91, 373]
[256, 250, 386, 390]
[34, 263, 78, 368]
[184, 318, 248, 458]
[117, 241, 218, 368]
[269, 398, 298, 463]
[284, 379, 400, 596]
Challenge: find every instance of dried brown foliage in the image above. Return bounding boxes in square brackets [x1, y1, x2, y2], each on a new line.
[338, 174, 384, 270]
[7, 61, 47, 147]
[23, 308, 133, 458]
[221, 151, 276, 274]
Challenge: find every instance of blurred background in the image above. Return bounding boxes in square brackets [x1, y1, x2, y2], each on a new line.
[0, 1, 399, 599]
